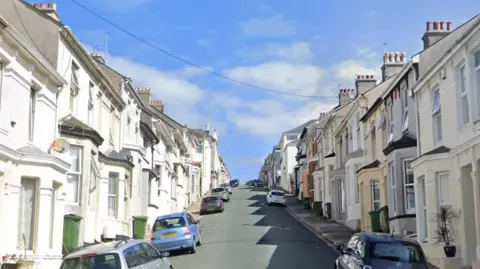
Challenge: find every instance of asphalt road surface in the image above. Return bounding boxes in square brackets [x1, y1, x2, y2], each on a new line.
[169, 187, 340, 269]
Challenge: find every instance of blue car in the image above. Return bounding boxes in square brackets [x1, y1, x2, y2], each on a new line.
[150, 212, 202, 254]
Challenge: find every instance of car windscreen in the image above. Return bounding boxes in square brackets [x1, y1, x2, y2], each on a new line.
[212, 188, 225, 193]
[369, 242, 427, 263]
[153, 217, 186, 231]
[203, 197, 219, 202]
[271, 191, 284, 196]
[61, 253, 121, 269]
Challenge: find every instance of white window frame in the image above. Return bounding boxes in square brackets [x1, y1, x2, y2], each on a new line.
[356, 114, 361, 150]
[403, 159, 415, 214]
[339, 179, 345, 212]
[70, 61, 80, 114]
[67, 146, 83, 204]
[387, 99, 394, 143]
[436, 172, 450, 206]
[389, 162, 396, 214]
[473, 49, 480, 119]
[456, 63, 470, 127]
[371, 179, 380, 211]
[18, 177, 37, 251]
[109, 106, 115, 145]
[371, 127, 377, 160]
[108, 172, 118, 218]
[88, 82, 95, 127]
[431, 88, 443, 144]
[28, 87, 36, 142]
[354, 164, 360, 203]
[0, 62, 4, 112]
[401, 84, 409, 131]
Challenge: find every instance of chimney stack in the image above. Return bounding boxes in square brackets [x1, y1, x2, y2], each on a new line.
[339, 89, 355, 106]
[151, 100, 164, 113]
[213, 129, 218, 140]
[32, 3, 60, 22]
[135, 87, 151, 107]
[91, 53, 105, 64]
[422, 21, 452, 49]
[355, 75, 377, 95]
[381, 52, 407, 81]
[206, 122, 210, 132]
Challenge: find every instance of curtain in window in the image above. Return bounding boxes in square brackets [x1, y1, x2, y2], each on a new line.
[18, 178, 36, 250]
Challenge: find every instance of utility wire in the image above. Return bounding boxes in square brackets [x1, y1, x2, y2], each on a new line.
[67, 0, 338, 99]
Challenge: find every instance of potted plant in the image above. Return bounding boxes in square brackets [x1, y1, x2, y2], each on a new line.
[434, 206, 459, 258]
[16, 234, 34, 269]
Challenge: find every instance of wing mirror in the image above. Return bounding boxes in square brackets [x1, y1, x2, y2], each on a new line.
[195, 219, 200, 224]
[160, 252, 170, 258]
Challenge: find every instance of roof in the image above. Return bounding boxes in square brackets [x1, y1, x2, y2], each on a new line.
[155, 212, 186, 219]
[64, 239, 143, 259]
[360, 232, 420, 244]
[283, 119, 316, 134]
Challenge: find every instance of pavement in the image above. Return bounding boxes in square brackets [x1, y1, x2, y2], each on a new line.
[169, 186, 340, 269]
[284, 196, 355, 247]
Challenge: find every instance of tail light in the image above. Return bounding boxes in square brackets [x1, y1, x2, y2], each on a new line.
[81, 253, 97, 258]
[184, 226, 191, 238]
[217, 200, 222, 206]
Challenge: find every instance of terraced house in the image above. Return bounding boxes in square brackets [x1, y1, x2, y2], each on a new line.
[0, 2, 230, 268]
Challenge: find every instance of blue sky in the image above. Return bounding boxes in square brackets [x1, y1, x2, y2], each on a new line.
[41, 0, 477, 180]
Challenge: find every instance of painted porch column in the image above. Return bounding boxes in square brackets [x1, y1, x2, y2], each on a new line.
[424, 172, 436, 241]
[470, 151, 480, 260]
[414, 179, 425, 242]
[36, 185, 55, 252]
[53, 183, 65, 253]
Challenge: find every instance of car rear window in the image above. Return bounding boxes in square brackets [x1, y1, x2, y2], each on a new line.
[212, 188, 225, 193]
[203, 197, 219, 202]
[370, 242, 427, 263]
[153, 217, 186, 231]
[61, 253, 120, 269]
[271, 191, 284, 196]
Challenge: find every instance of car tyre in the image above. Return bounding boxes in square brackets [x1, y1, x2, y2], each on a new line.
[196, 233, 202, 246]
[189, 242, 196, 254]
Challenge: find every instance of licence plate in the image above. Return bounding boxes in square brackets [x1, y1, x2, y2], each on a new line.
[208, 208, 215, 212]
[162, 233, 177, 238]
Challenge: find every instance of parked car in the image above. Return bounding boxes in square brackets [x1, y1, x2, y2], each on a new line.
[211, 187, 230, 202]
[246, 180, 254, 186]
[334, 233, 430, 269]
[200, 196, 224, 215]
[254, 180, 264, 188]
[230, 179, 240, 187]
[221, 183, 233, 194]
[60, 239, 172, 269]
[150, 212, 202, 254]
[266, 190, 286, 206]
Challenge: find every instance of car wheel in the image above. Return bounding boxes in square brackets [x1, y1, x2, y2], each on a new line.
[190, 241, 196, 254]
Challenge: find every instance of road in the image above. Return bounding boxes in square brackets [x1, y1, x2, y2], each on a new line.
[169, 187, 340, 269]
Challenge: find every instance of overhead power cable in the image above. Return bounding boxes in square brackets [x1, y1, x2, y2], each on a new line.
[68, 0, 338, 99]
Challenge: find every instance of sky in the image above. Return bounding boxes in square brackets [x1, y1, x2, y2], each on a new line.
[35, 0, 477, 181]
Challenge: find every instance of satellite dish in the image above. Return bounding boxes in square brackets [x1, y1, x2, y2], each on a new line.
[348, 90, 357, 100]
[48, 137, 71, 154]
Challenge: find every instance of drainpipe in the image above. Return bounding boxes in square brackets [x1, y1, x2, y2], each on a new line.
[414, 67, 422, 157]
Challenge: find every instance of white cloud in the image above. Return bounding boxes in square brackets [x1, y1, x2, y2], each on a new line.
[176, 66, 213, 78]
[241, 15, 296, 38]
[224, 61, 327, 96]
[239, 41, 314, 62]
[333, 59, 380, 81]
[196, 38, 212, 48]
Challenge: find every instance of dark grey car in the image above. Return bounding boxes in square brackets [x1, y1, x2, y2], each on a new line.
[199, 196, 224, 215]
[334, 233, 430, 269]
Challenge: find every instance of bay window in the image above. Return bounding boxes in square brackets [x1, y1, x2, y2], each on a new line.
[371, 180, 380, 211]
[17, 177, 37, 250]
[67, 146, 82, 204]
[108, 172, 118, 217]
[474, 49, 480, 118]
[402, 84, 409, 131]
[432, 89, 442, 144]
[339, 179, 345, 212]
[388, 163, 396, 214]
[436, 172, 450, 206]
[354, 164, 360, 203]
[403, 160, 415, 213]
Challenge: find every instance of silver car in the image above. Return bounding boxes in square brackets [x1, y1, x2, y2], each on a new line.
[211, 187, 230, 202]
[59, 239, 173, 269]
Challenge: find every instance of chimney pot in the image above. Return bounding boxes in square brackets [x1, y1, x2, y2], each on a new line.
[440, 22, 445, 30]
[383, 53, 388, 63]
[48, 3, 56, 9]
[447, 22, 452, 31]
[357, 75, 361, 79]
[433, 21, 438, 30]
[426, 21, 432, 31]
[33, 4, 38, 8]
[40, 3, 47, 8]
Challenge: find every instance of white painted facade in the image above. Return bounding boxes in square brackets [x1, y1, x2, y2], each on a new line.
[0, 17, 69, 269]
[412, 21, 480, 268]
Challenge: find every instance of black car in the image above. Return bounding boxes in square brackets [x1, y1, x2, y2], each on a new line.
[334, 233, 429, 269]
